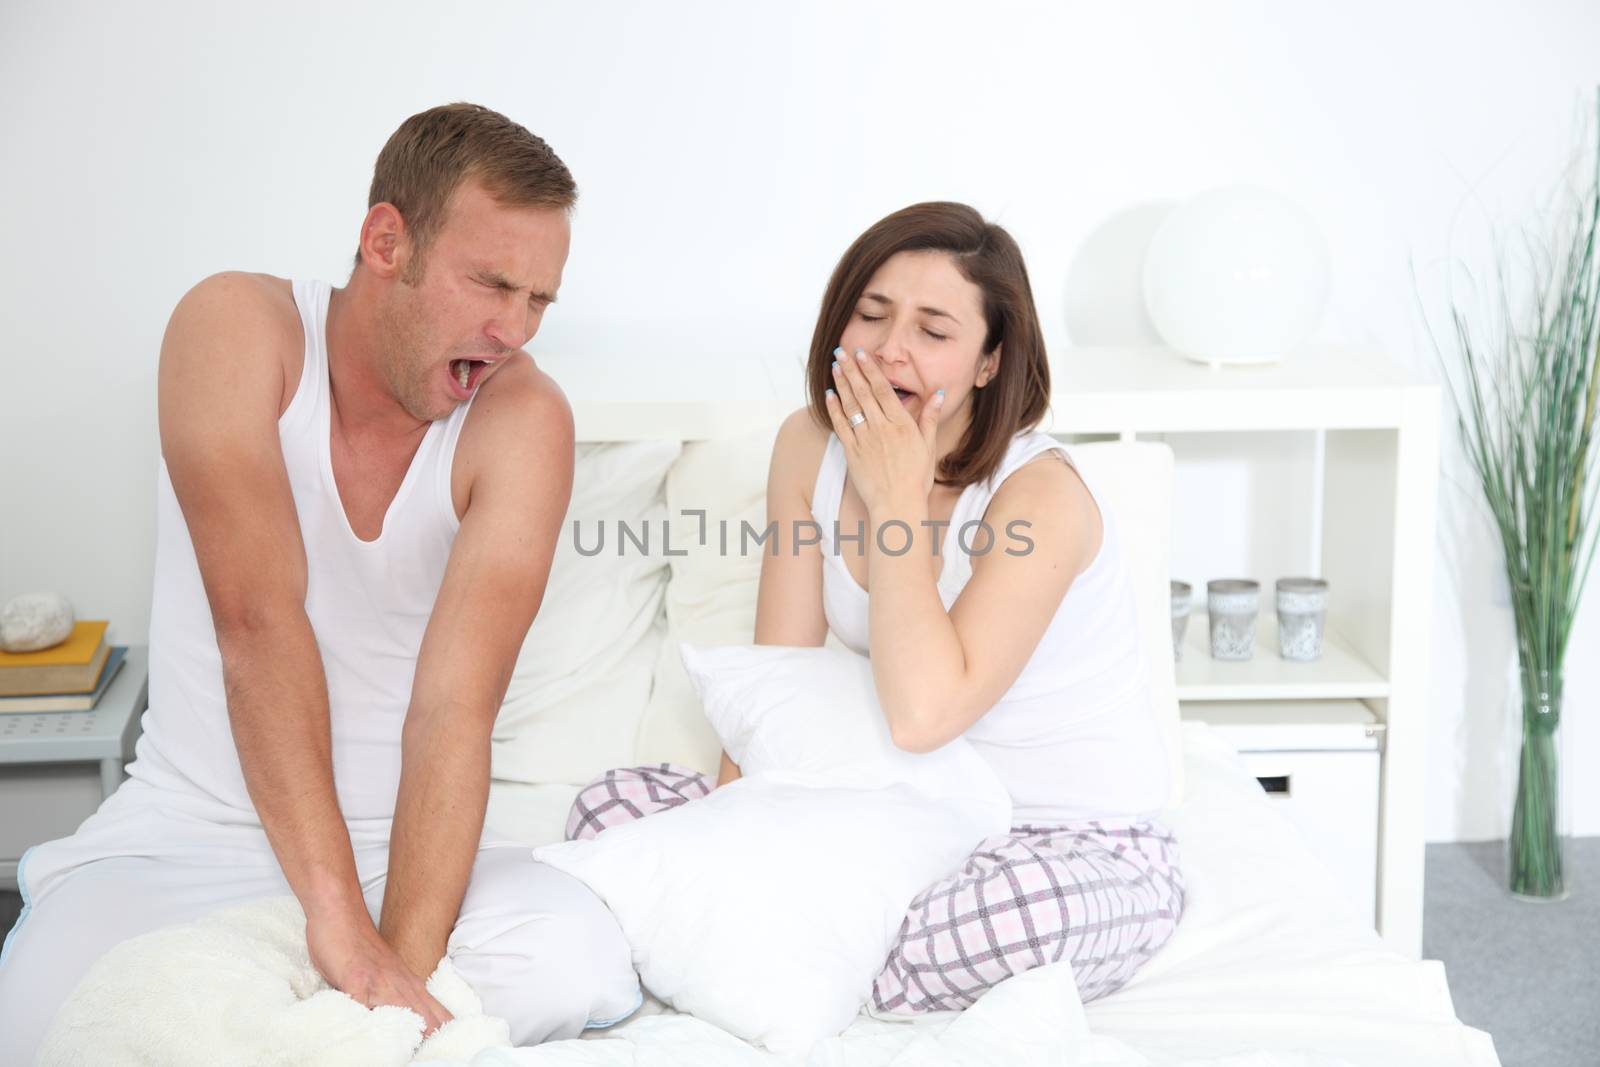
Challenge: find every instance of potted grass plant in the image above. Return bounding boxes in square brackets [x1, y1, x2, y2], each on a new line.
[1436, 92, 1600, 900]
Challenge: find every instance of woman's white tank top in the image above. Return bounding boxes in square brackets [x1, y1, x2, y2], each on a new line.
[811, 430, 1171, 824]
[128, 279, 477, 822]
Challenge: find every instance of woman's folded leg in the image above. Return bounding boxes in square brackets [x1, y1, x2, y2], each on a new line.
[563, 763, 713, 841]
[871, 818, 1186, 1014]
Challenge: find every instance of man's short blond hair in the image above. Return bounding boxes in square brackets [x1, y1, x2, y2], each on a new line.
[357, 102, 576, 278]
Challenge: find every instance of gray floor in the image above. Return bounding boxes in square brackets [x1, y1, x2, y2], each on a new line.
[3, 842, 1597, 1063]
[1422, 837, 1600, 1067]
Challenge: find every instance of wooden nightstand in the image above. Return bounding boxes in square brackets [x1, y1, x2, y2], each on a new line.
[0, 645, 148, 887]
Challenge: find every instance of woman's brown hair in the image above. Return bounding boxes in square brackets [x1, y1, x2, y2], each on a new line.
[806, 201, 1051, 489]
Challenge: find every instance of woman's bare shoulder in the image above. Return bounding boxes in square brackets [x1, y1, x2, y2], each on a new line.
[982, 449, 1102, 577]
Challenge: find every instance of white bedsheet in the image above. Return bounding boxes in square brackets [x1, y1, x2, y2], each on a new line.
[480, 724, 1499, 1067]
[1080, 725, 1497, 1066]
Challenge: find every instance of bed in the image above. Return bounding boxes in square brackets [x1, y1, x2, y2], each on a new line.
[40, 416, 1500, 1065]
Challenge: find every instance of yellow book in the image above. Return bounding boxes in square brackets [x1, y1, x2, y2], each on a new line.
[0, 620, 109, 667]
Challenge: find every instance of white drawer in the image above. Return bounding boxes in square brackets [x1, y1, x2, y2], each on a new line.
[1234, 747, 1380, 927]
[1182, 700, 1383, 928]
[0, 763, 107, 887]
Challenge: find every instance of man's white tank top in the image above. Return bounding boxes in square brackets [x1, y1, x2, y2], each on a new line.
[811, 430, 1171, 825]
[128, 279, 477, 822]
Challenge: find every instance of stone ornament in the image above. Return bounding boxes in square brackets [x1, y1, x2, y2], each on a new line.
[1206, 579, 1260, 661]
[0, 592, 76, 652]
[1276, 577, 1330, 661]
[1170, 580, 1192, 662]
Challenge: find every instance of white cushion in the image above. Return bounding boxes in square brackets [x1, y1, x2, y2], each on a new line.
[1066, 441, 1185, 803]
[492, 441, 680, 785]
[682, 644, 1006, 800]
[630, 424, 772, 775]
[634, 423, 849, 775]
[533, 642, 1011, 1055]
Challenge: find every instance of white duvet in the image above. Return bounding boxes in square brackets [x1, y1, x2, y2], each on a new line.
[46, 724, 1500, 1067]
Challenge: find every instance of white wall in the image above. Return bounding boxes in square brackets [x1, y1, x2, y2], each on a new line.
[1, 0, 1596, 842]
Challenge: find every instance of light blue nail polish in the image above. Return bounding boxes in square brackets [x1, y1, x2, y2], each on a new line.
[832, 360, 840, 371]
[826, 387, 835, 397]
[854, 348, 866, 359]
[833, 346, 845, 358]
[936, 388, 945, 396]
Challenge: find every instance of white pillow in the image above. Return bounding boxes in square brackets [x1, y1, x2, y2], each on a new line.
[491, 440, 680, 786]
[687, 643, 992, 796]
[533, 642, 1011, 1055]
[634, 421, 852, 775]
[630, 424, 773, 775]
[1065, 442, 1185, 803]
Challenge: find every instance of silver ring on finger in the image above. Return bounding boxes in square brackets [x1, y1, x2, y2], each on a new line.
[849, 411, 866, 427]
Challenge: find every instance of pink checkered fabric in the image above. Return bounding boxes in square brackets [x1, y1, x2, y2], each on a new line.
[563, 766, 1184, 1011]
[564, 763, 714, 842]
[870, 819, 1184, 1012]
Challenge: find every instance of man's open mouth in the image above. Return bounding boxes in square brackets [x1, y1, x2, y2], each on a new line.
[451, 359, 490, 392]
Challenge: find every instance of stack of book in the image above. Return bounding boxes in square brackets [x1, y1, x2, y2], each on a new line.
[0, 621, 128, 713]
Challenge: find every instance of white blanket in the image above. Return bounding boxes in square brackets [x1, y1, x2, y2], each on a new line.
[39, 896, 510, 1066]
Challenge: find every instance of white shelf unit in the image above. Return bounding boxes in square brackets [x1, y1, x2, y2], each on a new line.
[1174, 615, 1390, 703]
[1049, 344, 1440, 959]
[553, 342, 1440, 959]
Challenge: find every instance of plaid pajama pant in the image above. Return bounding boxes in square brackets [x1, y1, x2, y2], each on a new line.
[564, 764, 1186, 1012]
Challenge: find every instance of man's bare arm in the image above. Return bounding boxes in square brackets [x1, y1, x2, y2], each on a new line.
[159, 272, 448, 1028]
[378, 364, 575, 977]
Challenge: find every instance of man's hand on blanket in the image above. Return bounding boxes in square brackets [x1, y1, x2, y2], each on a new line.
[306, 912, 454, 1035]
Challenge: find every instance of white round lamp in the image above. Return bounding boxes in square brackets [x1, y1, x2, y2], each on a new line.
[1142, 185, 1330, 367]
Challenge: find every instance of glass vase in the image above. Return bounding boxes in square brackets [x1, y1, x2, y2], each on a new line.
[1508, 664, 1568, 901]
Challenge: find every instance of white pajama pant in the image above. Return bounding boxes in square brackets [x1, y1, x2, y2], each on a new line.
[0, 777, 642, 1064]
